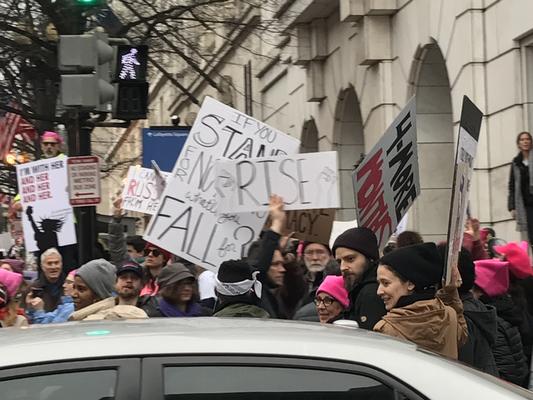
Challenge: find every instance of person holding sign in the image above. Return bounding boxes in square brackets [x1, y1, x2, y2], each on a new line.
[374, 243, 468, 359]
[508, 132, 533, 249]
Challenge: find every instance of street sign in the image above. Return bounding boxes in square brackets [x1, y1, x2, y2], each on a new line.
[67, 156, 101, 207]
[142, 126, 189, 172]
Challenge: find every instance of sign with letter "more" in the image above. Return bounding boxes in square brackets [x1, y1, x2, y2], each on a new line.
[352, 97, 419, 248]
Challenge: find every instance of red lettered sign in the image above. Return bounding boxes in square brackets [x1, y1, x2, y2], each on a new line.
[67, 156, 101, 207]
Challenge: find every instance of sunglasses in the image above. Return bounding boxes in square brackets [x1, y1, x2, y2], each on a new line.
[314, 296, 335, 307]
[144, 248, 162, 257]
[42, 142, 58, 146]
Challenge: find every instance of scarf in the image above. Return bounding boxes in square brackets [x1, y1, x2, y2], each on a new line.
[395, 290, 436, 308]
[158, 298, 202, 317]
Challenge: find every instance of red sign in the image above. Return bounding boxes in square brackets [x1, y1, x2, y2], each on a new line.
[67, 156, 101, 206]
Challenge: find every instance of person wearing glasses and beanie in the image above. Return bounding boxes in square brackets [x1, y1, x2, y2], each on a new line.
[40, 131, 64, 159]
[314, 275, 349, 324]
[141, 243, 171, 296]
[374, 242, 468, 359]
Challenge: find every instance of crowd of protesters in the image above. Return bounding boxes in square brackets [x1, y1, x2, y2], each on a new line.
[2, 131, 533, 389]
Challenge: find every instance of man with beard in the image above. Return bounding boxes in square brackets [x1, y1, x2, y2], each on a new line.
[301, 242, 332, 301]
[331, 227, 386, 330]
[70, 260, 147, 321]
[40, 131, 64, 159]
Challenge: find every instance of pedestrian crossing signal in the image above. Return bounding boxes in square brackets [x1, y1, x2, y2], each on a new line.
[113, 45, 148, 82]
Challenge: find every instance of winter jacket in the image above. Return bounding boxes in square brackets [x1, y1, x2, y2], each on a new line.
[374, 286, 468, 359]
[494, 316, 529, 386]
[345, 265, 387, 330]
[69, 297, 148, 321]
[140, 295, 211, 318]
[508, 153, 533, 232]
[214, 303, 270, 318]
[483, 294, 530, 386]
[458, 293, 499, 376]
[249, 230, 285, 318]
[27, 296, 74, 324]
[294, 301, 319, 322]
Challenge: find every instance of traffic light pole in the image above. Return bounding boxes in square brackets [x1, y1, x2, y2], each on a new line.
[67, 110, 96, 265]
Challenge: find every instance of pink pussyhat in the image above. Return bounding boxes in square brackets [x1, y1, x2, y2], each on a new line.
[0, 268, 23, 298]
[494, 241, 533, 279]
[41, 131, 63, 144]
[317, 275, 350, 309]
[474, 259, 510, 297]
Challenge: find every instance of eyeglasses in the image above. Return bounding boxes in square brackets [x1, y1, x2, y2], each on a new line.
[144, 248, 162, 257]
[314, 296, 335, 307]
[304, 249, 328, 257]
[42, 142, 58, 147]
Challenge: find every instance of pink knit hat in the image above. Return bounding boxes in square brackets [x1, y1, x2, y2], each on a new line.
[474, 259, 510, 297]
[494, 241, 533, 279]
[317, 276, 350, 309]
[41, 131, 63, 144]
[0, 268, 23, 298]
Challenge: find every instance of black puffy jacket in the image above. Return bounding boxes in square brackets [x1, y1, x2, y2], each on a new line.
[484, 295, 529, 386]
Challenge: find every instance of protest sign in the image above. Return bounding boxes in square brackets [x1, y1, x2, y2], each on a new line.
[352, 97, 419, 248]
[215, 151, 339, 213]
[144, 96, 300, 272]
[265, 209, 336, 245]
[16, 156, 77, 252]
[444, 96, 482, 285]
[121, 166, 170, 214]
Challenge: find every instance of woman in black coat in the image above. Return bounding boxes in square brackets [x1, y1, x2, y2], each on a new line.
[508, 131, 533, 249]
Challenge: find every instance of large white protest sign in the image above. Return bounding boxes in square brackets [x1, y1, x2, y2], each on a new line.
[215, 151, 339, 213]
[16, 156, 77, 252]
[352, 97, 419, 247]
[144, 97, 300, 272]
[444, 96, 482, 285]
[121, 166, 170, 214]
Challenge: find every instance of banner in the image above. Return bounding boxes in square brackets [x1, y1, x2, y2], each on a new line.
[215, 151, 339, 213]
[265, 209, 336, 245]
[121, 166, 170, 214]
[144, 97, 300, 272]
[444, 96, 483, 285]
[16, 156, 77, 252]
[352, 97, 419, 248]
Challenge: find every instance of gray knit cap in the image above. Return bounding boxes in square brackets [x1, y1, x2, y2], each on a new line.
[76, 259, 116, 300]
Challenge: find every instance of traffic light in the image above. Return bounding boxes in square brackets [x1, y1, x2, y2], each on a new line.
[112, 45, 149, 120]
[58, 32, 114, 111]
[74, 0, 106, 7]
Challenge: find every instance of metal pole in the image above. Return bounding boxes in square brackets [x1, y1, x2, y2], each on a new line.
[68, 110, 96, 264]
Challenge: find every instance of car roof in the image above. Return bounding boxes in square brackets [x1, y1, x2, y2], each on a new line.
[1, 318, 530, 400]
[0, 317, 418, 367]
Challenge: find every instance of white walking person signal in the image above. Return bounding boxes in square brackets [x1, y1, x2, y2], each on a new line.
[119, 48, 140, 80]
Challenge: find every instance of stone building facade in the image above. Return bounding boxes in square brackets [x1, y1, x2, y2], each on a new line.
[120, 0, 533, 243]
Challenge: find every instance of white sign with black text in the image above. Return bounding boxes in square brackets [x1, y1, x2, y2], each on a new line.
[121, 166, 170, 215]
[144, 96, 300, 272]
[215, 151, 339, 213]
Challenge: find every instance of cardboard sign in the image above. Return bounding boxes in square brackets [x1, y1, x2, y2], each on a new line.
[352, 97, 419, 248]
[121, 166, 170, 214]
[144, 96, 300, 272]
[444, 96, 482, 285]
[265, 209, 336, 245]
[16, 156, 77, 252]
[67, 156, 101, 206]
[215, 151, 339, 213]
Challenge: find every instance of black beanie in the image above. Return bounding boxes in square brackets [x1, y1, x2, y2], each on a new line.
[218, 259, 253, 283]
[379, 242, 443, 290]
[436, 244, 475, 294]
[332, 227, 379, 261]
